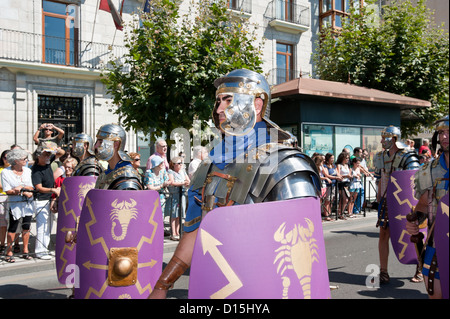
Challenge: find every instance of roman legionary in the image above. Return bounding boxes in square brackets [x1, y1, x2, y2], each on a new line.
[149, 69, 322, 298]
[72, 133, 103, 177]
[373, 126, 420, 284]
[93, 124, 143, 190]
[407, 115, 449, 299]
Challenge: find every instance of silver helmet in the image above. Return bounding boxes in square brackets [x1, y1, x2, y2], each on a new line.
[213, 69, 290, 140]
[381, 125, 406, 149]
[72, 133, 95, 157]
[95, 123, 132, 162]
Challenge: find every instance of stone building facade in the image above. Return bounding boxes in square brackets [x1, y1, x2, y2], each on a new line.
[1, 0, 317, 158]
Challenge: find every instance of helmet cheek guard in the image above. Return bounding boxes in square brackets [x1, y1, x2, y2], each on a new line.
[72, 142, 86, 158]
[72, 133, 95, 157]
[95, 139, 115, 161]
[95, 124, 132, 162]
[218, 93, 256, 136]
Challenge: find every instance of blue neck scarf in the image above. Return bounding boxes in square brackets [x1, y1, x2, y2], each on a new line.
[439, 154, 449, 190]
[210, 121, 271, 169]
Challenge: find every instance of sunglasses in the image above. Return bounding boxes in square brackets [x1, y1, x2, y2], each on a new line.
[134, 158, 141, 161]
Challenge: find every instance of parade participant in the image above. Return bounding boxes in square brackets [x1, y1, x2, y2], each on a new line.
[406, 116, 449, 299]
[74, 123, 162, 299]
[93, 123, 143, 190]
[373, 126, 420, 284]
[149, 69, 321, 298]
[72, 133, 103, 177]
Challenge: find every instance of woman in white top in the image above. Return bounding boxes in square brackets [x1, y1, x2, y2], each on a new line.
[336, 152, 352, 220]
[348, 157, 362, 217]
[166, 156, 190, 240]
[1, 149, 34, 262]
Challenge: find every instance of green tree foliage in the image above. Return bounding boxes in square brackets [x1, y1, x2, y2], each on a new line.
[313, 0, 449, 137]
[101, 0, 264, 140]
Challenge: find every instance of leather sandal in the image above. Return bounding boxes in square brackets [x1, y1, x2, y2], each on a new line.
[22, 253, 33, 260]
[380, 269, 390, 284]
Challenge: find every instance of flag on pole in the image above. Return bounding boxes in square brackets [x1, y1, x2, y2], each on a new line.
[143, 0, 151, 13]
[99, 0, 124, 31]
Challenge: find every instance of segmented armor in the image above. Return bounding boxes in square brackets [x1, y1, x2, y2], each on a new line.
[185, 143, 321, 229]
[73, 155, 103, 177]
[94, 163, 143, 190]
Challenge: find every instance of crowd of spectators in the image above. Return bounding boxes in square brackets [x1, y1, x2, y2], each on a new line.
[313, 137, 440, 222]
[313, 147, 376, 221]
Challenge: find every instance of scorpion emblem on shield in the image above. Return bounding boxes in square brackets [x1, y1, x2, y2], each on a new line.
[78, 182, 95, 211]
[110, 199, 139, 241]
[273, 218, 319, 299]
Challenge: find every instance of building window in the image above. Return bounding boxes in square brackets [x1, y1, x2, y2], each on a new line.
[335, 126, 361, 154]
[276, 42, 294, 84]
[227, 0, 238, 10]
[303, 124, 334, 158]
[362, 127, 383, 168]
[319, 0, 362, 31]
[42, 0, 78, 66]
[276, 0, 294, 22]
[302, 124, 383, 161]
[38, 95, 83, 146]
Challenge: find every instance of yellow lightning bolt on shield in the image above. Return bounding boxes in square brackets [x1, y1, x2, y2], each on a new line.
[397, 230, 410, 260]
[391, 175, 415, 209]
[200, 229, 243, 299]
[391, 175, 417, 258]
[135, 198, 161, 295]
[442, 201, 449, 238]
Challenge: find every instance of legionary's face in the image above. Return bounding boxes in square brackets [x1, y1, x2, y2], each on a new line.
[215, 94, 233, 130]
[94, 138, 114, 161]
[381, 136, 394, 150]
[439, 129, 449, 152]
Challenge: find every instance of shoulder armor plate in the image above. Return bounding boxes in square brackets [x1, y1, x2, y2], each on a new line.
[95, 165, 143, 190]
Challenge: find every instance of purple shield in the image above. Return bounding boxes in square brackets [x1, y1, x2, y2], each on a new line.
[74, 189, 164, 299]
[387, 170, 426, 265]
[435, 195, 449, 299]
[56, 176, 97, 285]
[189, 197, 330, 299]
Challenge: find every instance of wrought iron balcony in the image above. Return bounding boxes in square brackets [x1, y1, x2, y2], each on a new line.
[265, 0, 310, 34]
[268, 68, 311, 85]
[0, 28, 126, 71]
[227, 0, 252, 15]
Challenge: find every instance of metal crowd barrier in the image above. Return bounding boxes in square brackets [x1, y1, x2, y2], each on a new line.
[158, 186, 188, 238]
[320, 175, 378, 220]
[0, 192, 58, 259]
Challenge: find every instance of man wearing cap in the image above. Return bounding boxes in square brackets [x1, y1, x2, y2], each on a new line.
[93, 123, 143, 190]
[406, 116, 449, 298]
[149, 69, 321, 298]
[32, 141, 60, 259]
[373, 126, 420, 284]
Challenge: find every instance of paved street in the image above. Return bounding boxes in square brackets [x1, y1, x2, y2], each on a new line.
[0, 209, 428, 299]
